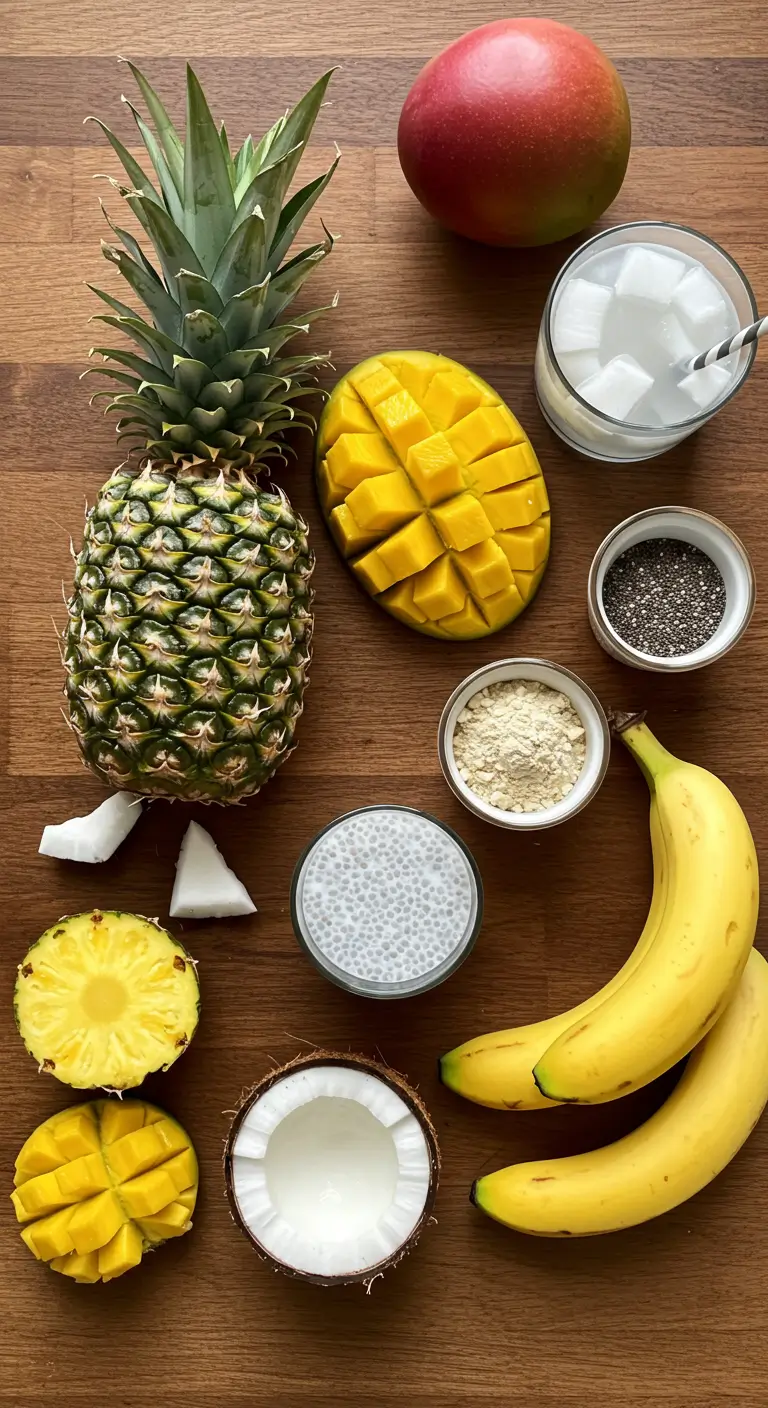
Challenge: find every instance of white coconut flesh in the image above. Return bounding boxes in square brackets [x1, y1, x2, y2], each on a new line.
[231, 1065, 433, 1279]
[170, 821, 256, 918]
[38, 791, 142, 863]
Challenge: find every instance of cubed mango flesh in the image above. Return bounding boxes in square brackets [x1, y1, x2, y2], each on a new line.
[431, 494, 494, 551]
[21, 1207, 76, 1261]
[346, 469, 420, 533]
[106, 1125, 167, 1182]
[496, 520, 551, 572]
[99, 1101, 145, 1145]
[405, 433, 464, 505]
[377, 514, 443, 581]
[14, 1126, 65, 1183]
[349, 362, 402, 407]
[162, 1149, 198, 1194]
[465, 442, 541, 494]
[53, 1113, 101, 1162]
[514, 564, 548, 602]
[137, 1200, 193, 1240]
[412, 555, 467, 621]
[99, 1222, 144, 1281]
[326, 433, 399, 490]
[438, 598, 487, 639]
[479, 583, 526, 630]
[319, 393, 376, 451]
[354, 546, 396, 595]
[446, 406, 516, 464]
[329, 503, 380, 557]
[455, 539, 514, 598]
[68, 1189, 127, 1256]
[483, 476, 550, 530]
[316, 458, 347, 510]
[17, 1171, 73, 1218]
[12, 1098, 198, 1285]
[372, 391, 433, 460]
[316, 353, 550, 640]
[51, 1251, 101, 1283]
[422, 371, 483, 430]
[379, 580, 428, 626]
[55, 1153, 110, 1201]
[118, 1167, 179, 1219]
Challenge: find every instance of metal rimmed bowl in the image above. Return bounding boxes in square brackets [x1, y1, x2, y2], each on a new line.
[438, 659, 611, 832]
[588, 506, 756, 672]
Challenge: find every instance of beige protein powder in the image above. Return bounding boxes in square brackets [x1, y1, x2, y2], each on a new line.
[452, 679, 587, 813]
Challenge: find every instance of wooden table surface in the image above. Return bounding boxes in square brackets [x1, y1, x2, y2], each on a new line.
[1, 2, 767, 1405]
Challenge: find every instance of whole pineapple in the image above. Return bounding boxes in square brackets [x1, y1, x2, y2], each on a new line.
[65, 63, 338, 802]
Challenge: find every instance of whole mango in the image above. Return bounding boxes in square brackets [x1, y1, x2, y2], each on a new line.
[398, 18, 631, 247]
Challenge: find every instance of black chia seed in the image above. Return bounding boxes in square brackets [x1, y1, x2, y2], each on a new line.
[602, 537, 726, 657]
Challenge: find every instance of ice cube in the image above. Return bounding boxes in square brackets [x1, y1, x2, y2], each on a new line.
[578, 355, 655, 420]
[557, 350, 601, 388]
[553, 278, 613, 352]
[672, 265, 728, 327]
[678, 361, 733, 410]
[655, 312, 698, 366]
[614, 246, 687, 305]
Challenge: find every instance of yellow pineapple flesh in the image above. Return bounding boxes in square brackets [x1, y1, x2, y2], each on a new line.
[316, 353, 551, 638]
[14, 911, 200, 1090]
[12, 1099, 198, 1283]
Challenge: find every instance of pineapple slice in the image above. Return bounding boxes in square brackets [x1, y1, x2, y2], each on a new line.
[14, 910, 200, 1090]
[12, 1099, 198, 1284]
[316, 352, 550, 640]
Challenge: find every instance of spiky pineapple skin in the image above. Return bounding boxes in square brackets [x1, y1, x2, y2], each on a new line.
[65, 464, 314, 803]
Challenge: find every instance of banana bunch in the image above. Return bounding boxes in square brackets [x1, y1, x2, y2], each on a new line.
[441, 715, 765, 1235]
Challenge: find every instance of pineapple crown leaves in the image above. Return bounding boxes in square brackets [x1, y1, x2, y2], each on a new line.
[84, 62, 339, 470]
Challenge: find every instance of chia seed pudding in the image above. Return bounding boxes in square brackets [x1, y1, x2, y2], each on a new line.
[291, 806, 482, 997]
[602, 538, 726, 657]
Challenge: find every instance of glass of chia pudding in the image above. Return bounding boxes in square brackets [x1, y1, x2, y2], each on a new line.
[588, 507, 755, 672]
[290, 805, 483, 998]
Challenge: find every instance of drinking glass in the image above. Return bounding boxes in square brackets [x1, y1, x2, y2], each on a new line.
[535, 221, 758, 463]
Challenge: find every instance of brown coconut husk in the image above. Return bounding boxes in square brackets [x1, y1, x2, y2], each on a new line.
[223, 1050, 440, 1288]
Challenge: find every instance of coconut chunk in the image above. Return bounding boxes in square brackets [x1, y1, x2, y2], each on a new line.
[39, 792, 142, 863]
[170, 821, 256, 919]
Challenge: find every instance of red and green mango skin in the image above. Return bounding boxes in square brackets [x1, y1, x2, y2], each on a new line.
[397, 18, 631, 248]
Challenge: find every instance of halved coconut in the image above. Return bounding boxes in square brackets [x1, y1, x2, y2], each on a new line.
[39, 792, 142, 863]
[170, 821, 256, 918]
[224, 1052, 440, 1286]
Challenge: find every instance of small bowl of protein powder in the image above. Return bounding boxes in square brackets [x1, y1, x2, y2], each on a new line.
[291, 805, 483, 998]
[438, 658, 610, 831]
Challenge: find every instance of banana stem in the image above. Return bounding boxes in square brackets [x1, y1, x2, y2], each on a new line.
[614, 717, 679, 789]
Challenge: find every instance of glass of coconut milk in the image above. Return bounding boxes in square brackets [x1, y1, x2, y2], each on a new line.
[291, 805, 483, 999]
[535, 221, 758, 462]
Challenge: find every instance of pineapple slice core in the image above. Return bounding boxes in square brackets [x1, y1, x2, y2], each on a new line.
[317, 352, 550, 639]
[12, 1099, 197, 1284]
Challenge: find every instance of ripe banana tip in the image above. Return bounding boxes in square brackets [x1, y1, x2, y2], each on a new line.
[469, 1179, 480, 1208]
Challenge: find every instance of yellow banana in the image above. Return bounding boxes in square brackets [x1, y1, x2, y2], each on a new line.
[439, 797, 669, 1109]
[472, 947, 768, 1237]
[534, 717, 758, 1103]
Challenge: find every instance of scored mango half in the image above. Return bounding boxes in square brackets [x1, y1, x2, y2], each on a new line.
[316, 352, 551, 638]
[12, 1099, 198, 1284]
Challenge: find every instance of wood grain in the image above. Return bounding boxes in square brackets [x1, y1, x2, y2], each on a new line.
[1, 3, 768, 1406]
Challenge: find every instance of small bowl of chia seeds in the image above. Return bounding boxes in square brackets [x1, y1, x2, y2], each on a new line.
[588, 506, 755, 672]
